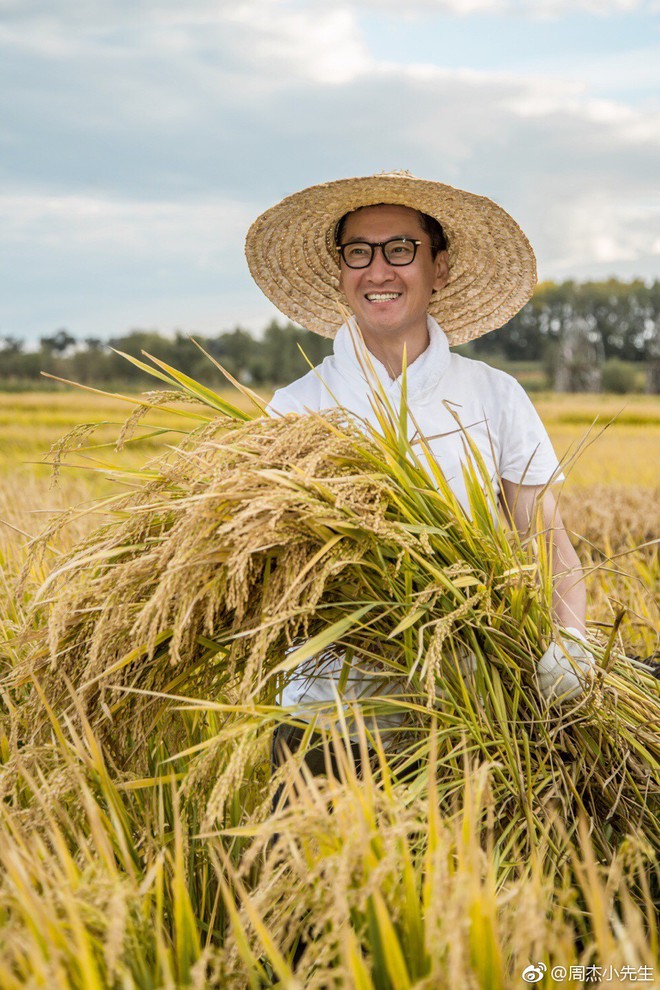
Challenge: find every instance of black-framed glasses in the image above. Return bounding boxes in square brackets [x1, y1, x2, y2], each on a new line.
[337, 237, 422, 269]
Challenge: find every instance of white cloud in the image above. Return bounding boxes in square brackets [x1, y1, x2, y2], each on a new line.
[1, 0, 659, 339]
[0, 192, 251, 254]
[541, 193, 660, 278]
[0, 191, 265, 338]
[224, 4, 369, 85]
[0, 0, 369, 85]
[513, 0, 650, 13]
[352, 0, 654, 15]
[502, 85, 660, 143]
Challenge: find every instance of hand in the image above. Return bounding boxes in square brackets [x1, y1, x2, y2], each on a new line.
[536, 627, 594, 703]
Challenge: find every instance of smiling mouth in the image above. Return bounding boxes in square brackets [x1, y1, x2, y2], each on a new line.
[365, 292, 401, 301]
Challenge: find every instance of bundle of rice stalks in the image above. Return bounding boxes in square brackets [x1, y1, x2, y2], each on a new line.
[212, 735, 660, 989]
[0, 693, 217, 990]
[1, 696, 656, 989]
[6, 352, 660, 884]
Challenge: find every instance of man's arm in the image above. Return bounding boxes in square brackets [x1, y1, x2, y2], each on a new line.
[500, 480, 586, 634]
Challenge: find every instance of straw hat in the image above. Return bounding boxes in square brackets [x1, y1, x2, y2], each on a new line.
[245, 170, 537, 345]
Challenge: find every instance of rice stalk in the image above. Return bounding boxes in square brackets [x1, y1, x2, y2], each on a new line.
[4, 351, 659, 883]
[1, 351, 660, 983]
[211, 724, 659, 987]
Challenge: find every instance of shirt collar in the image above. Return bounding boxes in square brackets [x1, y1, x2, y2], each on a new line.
[332, 314, 451, 397]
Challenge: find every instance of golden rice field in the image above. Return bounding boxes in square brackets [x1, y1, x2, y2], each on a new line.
[2, 388, 658, 653]
[2, 388, 659, 484]
[0, 384, 659, 989]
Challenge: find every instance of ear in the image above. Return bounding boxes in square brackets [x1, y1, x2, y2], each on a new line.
[338, 267, 346, 296]
[432, 250, 450, 292]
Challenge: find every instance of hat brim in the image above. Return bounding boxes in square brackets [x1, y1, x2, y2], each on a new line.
[245, 173, 537, 345]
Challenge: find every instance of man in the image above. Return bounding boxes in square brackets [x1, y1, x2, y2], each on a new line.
[245, 171, 593, 748]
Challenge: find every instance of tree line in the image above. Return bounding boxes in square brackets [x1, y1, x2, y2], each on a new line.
[470, 278, 659, 364]
[1, 278, 658, 392]
[0, 323, 334, 390]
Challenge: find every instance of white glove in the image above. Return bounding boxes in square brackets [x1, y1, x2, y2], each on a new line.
[536, 627, 594, 703]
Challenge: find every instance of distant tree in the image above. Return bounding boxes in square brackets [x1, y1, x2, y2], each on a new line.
[646, 314, 660, 394]
[0, 335, 30, 378]
[256, 321, 333, 384]
[2, 281, 657, 390]
[40, 328, 77, 355]
[69, 338, 112, 383]
[471, 279, 660, 367]
[206, 328, 257, 381]
[107, 330, 176, 383]
[0, 335, 42, 378]
[0, 335, 24, 355]
[601, 359, 638, 394]
[554, 314, 603, 392]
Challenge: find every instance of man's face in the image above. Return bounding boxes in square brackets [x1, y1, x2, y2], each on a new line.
[337, 204, 449, 345]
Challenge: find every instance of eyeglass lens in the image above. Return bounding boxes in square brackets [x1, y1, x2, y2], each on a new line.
[341, 238, 417, 268]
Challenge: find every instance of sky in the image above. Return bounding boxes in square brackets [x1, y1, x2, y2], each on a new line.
[1, 0, 659, 343]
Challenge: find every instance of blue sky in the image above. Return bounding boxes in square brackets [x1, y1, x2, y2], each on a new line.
[1, 0, 659, 343]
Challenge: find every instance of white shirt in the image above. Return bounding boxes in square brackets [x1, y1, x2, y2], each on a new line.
[267, 316, 562, 712]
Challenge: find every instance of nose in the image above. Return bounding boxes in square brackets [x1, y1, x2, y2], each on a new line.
[366, 245, 396, 281]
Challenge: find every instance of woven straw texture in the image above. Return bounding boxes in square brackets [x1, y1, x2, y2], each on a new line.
[245, 171, 537, 345]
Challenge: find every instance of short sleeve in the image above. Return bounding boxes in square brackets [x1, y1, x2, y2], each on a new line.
[266, 387, 305, 418]
[497, 380, 563, 486]
[266, 369, 326, 418]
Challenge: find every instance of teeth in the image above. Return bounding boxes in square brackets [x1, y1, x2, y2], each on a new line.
[366, 293, 400, 301]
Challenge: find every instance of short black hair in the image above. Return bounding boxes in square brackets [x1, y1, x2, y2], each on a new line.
[335, 206, 448, 257]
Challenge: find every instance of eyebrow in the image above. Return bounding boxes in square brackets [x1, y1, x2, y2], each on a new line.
[341, 233, 420, 242]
